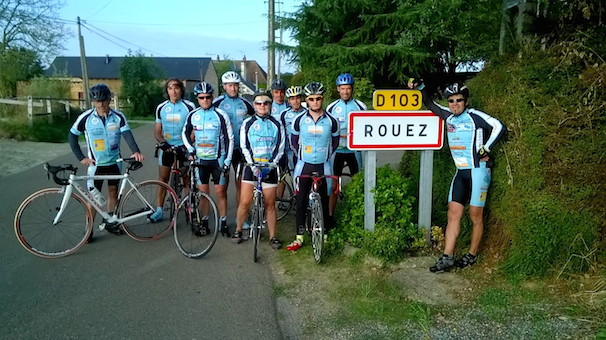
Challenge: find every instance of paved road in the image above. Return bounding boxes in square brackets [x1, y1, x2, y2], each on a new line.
[0, 123, 283, 339]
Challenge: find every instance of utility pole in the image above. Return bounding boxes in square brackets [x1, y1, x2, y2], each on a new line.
[77, 17, 91, 109]
[277, 0, 282, 80]
[268, 0, 275, 87]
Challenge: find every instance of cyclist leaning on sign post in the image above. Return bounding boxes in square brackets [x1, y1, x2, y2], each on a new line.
[212, 71, 255, 230]
[231, 91, 285, 248]
[326, 73, 367, 221]
[408, 79, 505, 272]
[150, 78, 196, 222]
[183, 82, 235, 237]
[286, 82, 340, 252]
[68, 83, 145, 239]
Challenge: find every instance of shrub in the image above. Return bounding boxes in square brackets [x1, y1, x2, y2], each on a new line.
[333, 165, 424, 262]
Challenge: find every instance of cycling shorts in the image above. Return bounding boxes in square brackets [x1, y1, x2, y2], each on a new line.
[448, 167, 491, 207]
[88, 163, 121, 190]
[194, 160, 223, 185]
[241, 166, 278, 189]
[158, 146, 187, 168]
[333, 152, 360, 177]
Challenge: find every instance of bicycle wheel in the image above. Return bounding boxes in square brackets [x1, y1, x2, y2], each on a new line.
[174, 191, 219, 258]
[310, 195, 324, 264]
[14, 188, 92, 258]
[119, 180, 177, 241]
[276, 177, 294, 221]
[169, 170, 182, 220]
[252, 192, 263, 262]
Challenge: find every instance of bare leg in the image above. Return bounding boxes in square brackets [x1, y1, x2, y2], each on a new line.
[214, 184, 227, 217]
[467, 205, 484, 256]
[443, 201, 464, 255]
[156, 166, 170, 206]
[263, 187, 277, 239]
[236, 183, 254, 233]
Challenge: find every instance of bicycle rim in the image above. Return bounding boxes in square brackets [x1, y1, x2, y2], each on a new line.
[14, 188, 92, 258]
[311, 197, 324, 264]
[276, 178, 294, 221]
[174, 192, 219, 258]
[119, 180, 176, 241]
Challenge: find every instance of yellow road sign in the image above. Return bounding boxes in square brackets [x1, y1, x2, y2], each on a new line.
[373, 90, 422, 111]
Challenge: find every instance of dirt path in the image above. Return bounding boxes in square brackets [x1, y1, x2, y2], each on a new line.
[0, 140, 73, 178]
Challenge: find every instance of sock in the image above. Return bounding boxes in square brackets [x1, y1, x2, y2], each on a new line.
[296, 234, 304, 242]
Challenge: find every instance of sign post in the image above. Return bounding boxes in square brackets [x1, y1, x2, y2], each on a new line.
[346, 89, 442, 238]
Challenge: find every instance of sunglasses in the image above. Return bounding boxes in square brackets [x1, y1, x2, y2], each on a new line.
[448, 98, 465, 103]
[197, 96, 212, 100]
[254, 101, 271, 106]
[307, 97, 323, 102]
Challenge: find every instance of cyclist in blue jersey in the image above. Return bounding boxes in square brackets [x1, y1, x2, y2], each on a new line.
[183, 82, 235, 237]
[408, 79, 505, 272]
[270, 79, 289, 121]
[326, 73, 367, 221]
[150, 78, 196, 222]
[212, 71, 254, 227]
[286, 82, 340, 252]
[280, 86, 308, 171]
[68, 83, 145, 238]
[231, 91, 285, 248]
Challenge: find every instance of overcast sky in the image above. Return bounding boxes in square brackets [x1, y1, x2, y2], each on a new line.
[57, 0, 302, 73]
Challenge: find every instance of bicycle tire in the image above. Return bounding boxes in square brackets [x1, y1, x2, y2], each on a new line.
[174, 192, 219, 258]
[252, 192, 263, 262]
[276, 177, 294, 221]
[310, 194, 324, 264]
[14, 188, 92, 258]
[169, 169, 181, 219]
[119, 180, 177, 241]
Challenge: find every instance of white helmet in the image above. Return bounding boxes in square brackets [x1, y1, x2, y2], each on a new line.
[221, 71, 242, 84]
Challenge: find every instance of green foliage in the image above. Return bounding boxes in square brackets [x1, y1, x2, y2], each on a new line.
[213, 60, 235, 84]
[0, 48, 43, 97]
[334, 165, 424, 262]
[0, 116, 72, 142]
[477, 288, 511, 322]
[118, 51, 165, 117]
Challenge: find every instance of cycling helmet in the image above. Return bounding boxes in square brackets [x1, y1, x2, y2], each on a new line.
[89, 83, 111, 101]
[285, 86, 303, 98]
[303, 82, 326, 97]
[221, 71, 241, 84]
[193, 82, 214, 95]
[271, 79, 286, 90]
[335, 73, 354, 86]
[445, 83, 469, 98]
[253, 91, 273, 103]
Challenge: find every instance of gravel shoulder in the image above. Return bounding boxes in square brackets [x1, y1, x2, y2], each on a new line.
[0, 139, 73, 178]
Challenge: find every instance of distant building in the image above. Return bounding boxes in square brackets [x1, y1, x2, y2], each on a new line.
[214, 56, 268, 97]
[45, 56, 218, 101]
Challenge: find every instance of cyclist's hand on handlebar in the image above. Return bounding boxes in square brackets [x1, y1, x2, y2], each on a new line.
[222, 164, 230, 173]
[131, 152, 145, 162]
[80, 157, 95, 166]
[159, 141, 171, 151]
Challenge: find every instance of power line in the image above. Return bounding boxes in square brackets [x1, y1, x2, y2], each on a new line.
[86, 0, 115, 20]
[82, 22, 168, 57]
[83, 19, 265, 27]
[81, 24, 131, 51]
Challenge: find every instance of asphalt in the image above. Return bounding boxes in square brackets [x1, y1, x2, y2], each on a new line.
[0, 122, 283, 340]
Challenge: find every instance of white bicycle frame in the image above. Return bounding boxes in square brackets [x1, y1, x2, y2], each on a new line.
[52, 171, 154, 226]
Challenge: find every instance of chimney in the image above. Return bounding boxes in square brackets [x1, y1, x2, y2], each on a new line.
[241, 55, 247, 81]
[105, 55, 110, 64]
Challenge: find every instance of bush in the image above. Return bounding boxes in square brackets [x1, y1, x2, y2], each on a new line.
[333, 165, 425, 262]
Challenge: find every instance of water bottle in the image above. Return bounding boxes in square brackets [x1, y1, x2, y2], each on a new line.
[89, 187, 106, 207]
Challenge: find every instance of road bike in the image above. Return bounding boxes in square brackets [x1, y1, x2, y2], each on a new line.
[155, 143, 189, 210]
[295, 172, 340, 264]
[173, 161, 220, 258]
[14, 159, 177, 258]
[276, 166, 295, 221]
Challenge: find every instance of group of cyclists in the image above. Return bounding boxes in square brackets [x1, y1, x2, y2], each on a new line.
[69, 70, 504, 273]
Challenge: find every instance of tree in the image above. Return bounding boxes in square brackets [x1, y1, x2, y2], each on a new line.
[282, 0, 501, 87]
[119, 51, 165, 118]
[0, 48, 43, 96]
[0, 0, 70, 62]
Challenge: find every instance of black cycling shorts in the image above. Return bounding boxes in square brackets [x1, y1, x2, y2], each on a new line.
[159, 146, 187, 168]
[333, 152, 359, 176]
[241, 166, 278, 185]
[194, 160, 223, 185]
[90, 163, 121, 190]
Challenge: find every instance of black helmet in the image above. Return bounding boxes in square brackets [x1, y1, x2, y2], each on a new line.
[445, 83, 469, 99]
[271, 79, 286, 90]
[90, 84, 111, 101]
[193, 82, 214, 95]
[303, 82, 326, 97]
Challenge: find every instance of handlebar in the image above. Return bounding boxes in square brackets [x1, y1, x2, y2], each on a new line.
[295, 174, 341, 195]
[44, 163, 77, 186]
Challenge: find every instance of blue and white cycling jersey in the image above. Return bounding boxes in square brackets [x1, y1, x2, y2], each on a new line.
[240, 114, 285, 165]
[291, 111, 340, 165]
[155, 99, 195, 146]
[70, 109, 130, 166]
[326, 98, 367, 153]
[280, 107, 308, 152]
[182, 107, 234, 166]
[271, 101, 289, 121]
[212, 95, 254, 150]
[421, 90, 505, 169]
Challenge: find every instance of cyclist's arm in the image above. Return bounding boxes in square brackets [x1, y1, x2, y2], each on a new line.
[291, 116, 301, 155]
[68, 132, 86, 161]
[269, 118, 285, 165]
[243, 98, 255, 116]
[122, 130, 141, 154]
[330, 115, 340, 154]
[470, 109, 506, 151]
[240, 118, 255, 165]
[181, 111, 195, 154]
[419, 85, 451, 121]
[218, 108, 234, 166]
[154, 122, 164, 143]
